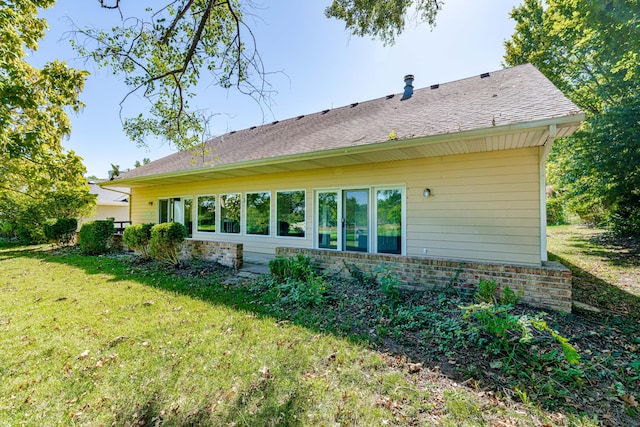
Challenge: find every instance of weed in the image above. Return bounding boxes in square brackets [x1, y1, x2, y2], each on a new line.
[268, 255, 328, 307]
[376, 265, 402, 307]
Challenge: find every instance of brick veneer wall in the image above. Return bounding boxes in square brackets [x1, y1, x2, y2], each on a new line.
[276, 248, 572, 313]
[181, 240, 243, 268]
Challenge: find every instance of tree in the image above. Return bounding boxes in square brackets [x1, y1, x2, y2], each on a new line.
[0, 0, 94, 242]
[504, 0, 640, 235]
[134, 158, 150, 168]
[66, 1, 447, 150]
[325, 0, 443, 45]
[71, 0, 268, 151]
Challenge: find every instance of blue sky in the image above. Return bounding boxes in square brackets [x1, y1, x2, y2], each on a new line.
[31, 0, 522, 177]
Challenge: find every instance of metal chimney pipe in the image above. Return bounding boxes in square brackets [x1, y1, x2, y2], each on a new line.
[401, 74, 414, 100]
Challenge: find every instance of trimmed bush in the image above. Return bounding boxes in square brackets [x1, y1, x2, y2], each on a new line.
[78, 220, 115, 255]
[150, 222, 187, 266]
[43, 218, 78, 246]
[123, 223, 154, 259]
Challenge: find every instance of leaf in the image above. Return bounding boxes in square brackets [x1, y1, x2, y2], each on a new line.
[490, 360, 503, 369]
[620, 394, 638, 407]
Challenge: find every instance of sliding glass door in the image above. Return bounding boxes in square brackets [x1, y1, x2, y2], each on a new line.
[317, 187, 402, 254]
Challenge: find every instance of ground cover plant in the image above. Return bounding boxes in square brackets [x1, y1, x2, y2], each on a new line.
[1, 224, 638, 425]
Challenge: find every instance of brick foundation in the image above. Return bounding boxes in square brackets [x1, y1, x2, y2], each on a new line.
[276, 248, 572, 313]
[181, 240, 243, 269]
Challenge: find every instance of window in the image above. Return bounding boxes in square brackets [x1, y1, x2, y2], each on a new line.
[276, 190, 305, 237]
[376, 188, 402, 254]
[221, 193, 241, 234]
[158, 197, 193, 238]
[197, 195, 216, 233]
[246, 192, 270, 235]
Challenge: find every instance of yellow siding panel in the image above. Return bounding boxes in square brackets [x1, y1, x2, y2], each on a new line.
[130, 147, 542, 265]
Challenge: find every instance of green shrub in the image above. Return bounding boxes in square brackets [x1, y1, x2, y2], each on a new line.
[150, 222, 187, 266]
[475, 279, 521, 306]
[376, 265, 402, 308]
[475, 279, 499, 304]
[78, 220, 115, 255]
[268, 255, 327, 307]
[460, 303, 580, 367]
[123, 223, 154, 259]
[269, 254, 312, 282]
[43, 218, 77, 246]
[546, 196, 568, 225]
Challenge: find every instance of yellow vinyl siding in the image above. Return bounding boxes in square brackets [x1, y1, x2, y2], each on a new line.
[130, 147, 541, 265]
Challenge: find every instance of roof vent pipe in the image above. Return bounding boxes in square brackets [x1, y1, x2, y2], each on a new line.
[401, 74, 414, 100]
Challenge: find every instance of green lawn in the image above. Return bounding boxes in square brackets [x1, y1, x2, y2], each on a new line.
[0, 245, 590, 426]
[547, 225, 640, 319]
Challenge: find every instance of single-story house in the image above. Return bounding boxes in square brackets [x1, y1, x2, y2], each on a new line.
[82, 182, 130, 231]
[103, 64, 584, 312]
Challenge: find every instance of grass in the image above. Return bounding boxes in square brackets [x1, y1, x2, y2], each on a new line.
[2, 224, 638, 426]
[0, 245, 571, 426]
[547, 225, 640, 324]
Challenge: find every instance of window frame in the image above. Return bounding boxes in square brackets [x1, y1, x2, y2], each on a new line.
[220, 192, 242, 234]
[245, 191, 271, 237]
[157, 196, 194, 238]
[276, 189, 306, 238]
[196, 194, 217, 234]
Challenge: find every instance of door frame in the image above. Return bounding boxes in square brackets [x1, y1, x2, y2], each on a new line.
[314, 185, 406, 255]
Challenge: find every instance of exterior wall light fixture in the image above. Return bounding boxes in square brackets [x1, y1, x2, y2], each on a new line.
[423, 188, 432, 198]
[148, 201, 153, 206]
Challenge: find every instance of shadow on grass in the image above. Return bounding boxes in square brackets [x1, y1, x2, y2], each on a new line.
[549, 251, 640, 330]
[3, 245, 639, 426]
[565, 233, 640, 269]
[1, 246, 316, 425]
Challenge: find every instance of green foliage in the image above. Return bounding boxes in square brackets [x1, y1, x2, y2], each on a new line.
[504, 0, 640, 236]
[268, 255, 327, 307]
[78, 220, 115, 255]
[376, 265, 402, 307]
[71, 1, 263, 151]
[475, 279, 498, 304]
[0, 1, 93, 241]
[546, 196, 568, 225]
[43, 218, 77, 246]
[475, 279, 521, 306]
[325, 0, 443, 45]
[149, 222, 187, 267]
[461, 303, 580, 366]
[269, 254, 312, 282]
[122, 223, 154, 259]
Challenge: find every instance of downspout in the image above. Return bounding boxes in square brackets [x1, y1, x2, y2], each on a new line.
[540, 124, 557, 263]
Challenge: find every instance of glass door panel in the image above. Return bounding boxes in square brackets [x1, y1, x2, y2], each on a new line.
[376, 189, 402, 254]
[344, 189, 369, 252]
[183, 198, 193, 238]
[317, 191, 338, 249]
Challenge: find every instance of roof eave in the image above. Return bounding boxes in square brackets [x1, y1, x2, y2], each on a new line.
[102, 112, 584, 188]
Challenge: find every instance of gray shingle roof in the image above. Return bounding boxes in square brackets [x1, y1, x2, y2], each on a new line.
[116, 64, 582, 181]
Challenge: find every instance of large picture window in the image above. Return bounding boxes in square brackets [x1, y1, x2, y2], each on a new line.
[246, 192, 270, 235]
[197, 195, 216, 233]
[276, 190, 305, 237]
[221, 193, 241, 234]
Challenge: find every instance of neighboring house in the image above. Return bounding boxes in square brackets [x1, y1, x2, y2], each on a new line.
[103, 64, 584, 312]
[83, 182, 130, 229]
